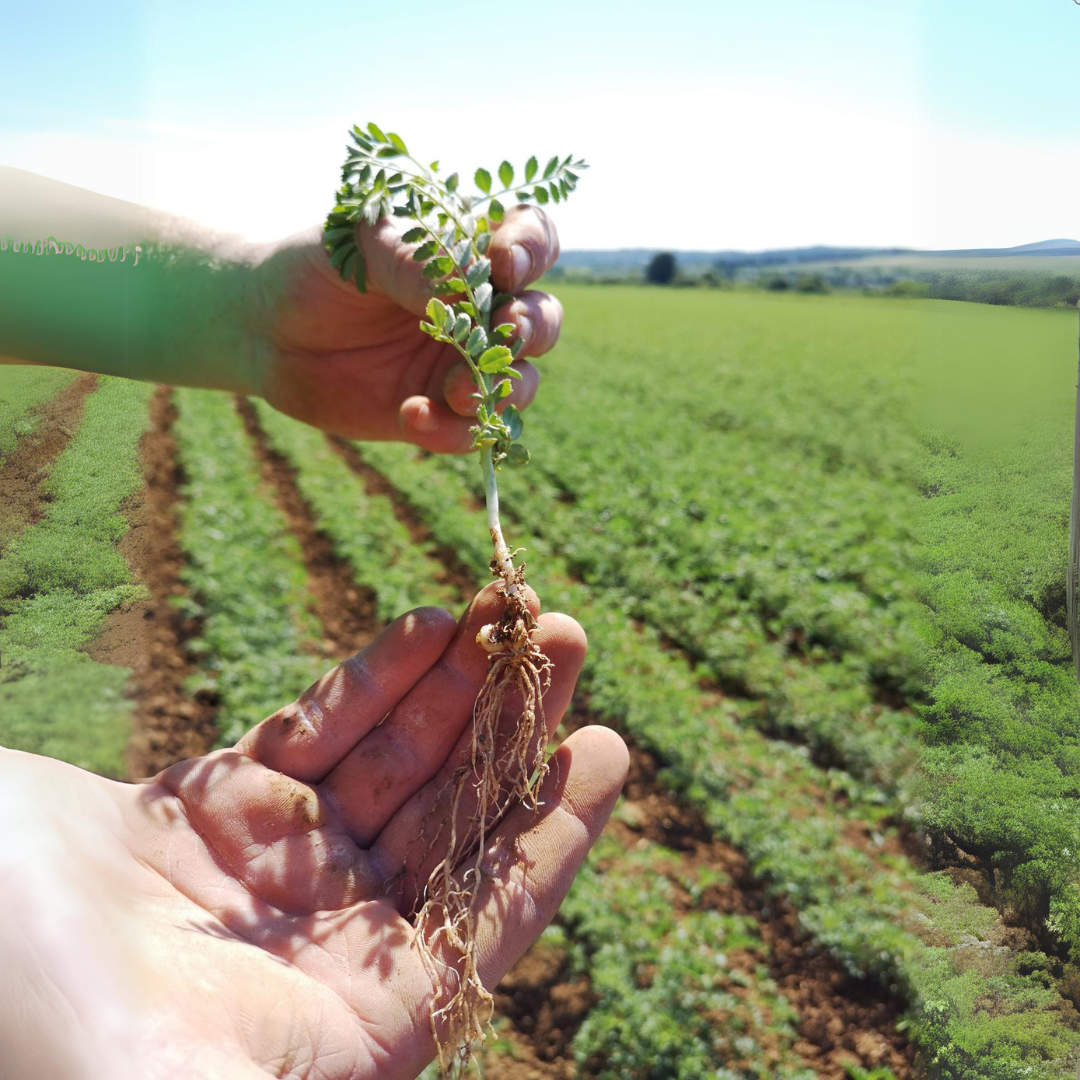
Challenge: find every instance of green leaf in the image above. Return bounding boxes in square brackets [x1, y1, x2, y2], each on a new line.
[506, 443, 530, 466]
[437, 277, 468, 294]
[516, 191, 532, 202]
[422, 260, 447, 280]
[498, 161, 514, 188]
[479, 345, 513, 373]
[543, 156, 559, 179]
[476, 231, 492, 255]
[511, 337, 525, 359]
[532, 185, 549, 205]
[475, 168, 492, 194]
[376, 146, 403, 158]
[549, 182, 561, 204]
[402, 226, 428, 244]
[452, 313, 471, 341]
[342, 248, 359, 283]
[466, 326, 488, 356]
[367, 121, 387, 142]
[434, 255, 455, 275]
[489, 199, 505, 223]
[418, 321, 442, 338]
[386, 131, 408, 153]
[329, 241, 354, 269]
[466, 259, 491, 288]
[458, 301, 476, 317]
[503, 404, 524, 440]
[500, 364, 522, 379]
[494, 378, 514, 399]
[412, 239, 438, 262]
[425, 298, 451, 330]
[492, 292, 515, 310]
[475, 282, 493, 313]
[446, 172, 459, 193]
[323, 225, 354, 243]
[525, 156, 538, 182]
[559, 178, 570, 199]
[452, 238, 471, 267]
[491, 322, 515, 341]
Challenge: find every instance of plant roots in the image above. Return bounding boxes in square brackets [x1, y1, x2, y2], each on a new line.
[413, 567, 552, 1077]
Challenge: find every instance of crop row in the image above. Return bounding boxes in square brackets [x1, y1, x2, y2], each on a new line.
[0, 365, 78, 466]
[0, 375, 153, 776]
[493, 289, 921, 788]
[354, 432, 1080, 1077]
[914, 305, 1080, 965]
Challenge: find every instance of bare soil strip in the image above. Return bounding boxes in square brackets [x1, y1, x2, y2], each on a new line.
[327, 437, 478, 600]
[0, 373, 97, 551]
[327, 450, 914, 1077]
[235, 398, 381, 660]
[87, 387, 217, 778]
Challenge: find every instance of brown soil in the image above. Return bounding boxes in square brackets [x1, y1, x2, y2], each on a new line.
[235, 397, 380, 660]
[0, 373, 97, 551]
[87, 387, 218, 779]
[550, 711, 913, 1079]
[327, 436, 478, 599]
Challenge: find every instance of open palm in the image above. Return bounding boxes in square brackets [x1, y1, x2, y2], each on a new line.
[252, 206, 564, 455]
[0, 585, 627, 1080]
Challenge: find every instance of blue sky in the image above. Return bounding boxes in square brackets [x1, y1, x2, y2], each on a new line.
[2, 1, 1077, 250]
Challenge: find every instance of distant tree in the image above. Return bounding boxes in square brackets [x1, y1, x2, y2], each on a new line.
[795, 273, 829, 294]
[761, 273, 790, 291]
[645, 252, 677, 285]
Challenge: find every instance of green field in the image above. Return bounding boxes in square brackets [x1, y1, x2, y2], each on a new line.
[1, 288, 1079, 1077]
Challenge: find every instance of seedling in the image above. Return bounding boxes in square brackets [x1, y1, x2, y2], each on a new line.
[324, 124, 585, 1075]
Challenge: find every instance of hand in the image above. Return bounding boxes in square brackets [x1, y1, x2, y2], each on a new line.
[0, 585, 627, 1080]
[250, 206, 564, 453]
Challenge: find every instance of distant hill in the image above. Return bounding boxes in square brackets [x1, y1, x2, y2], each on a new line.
[556, 246, 909, 275]
[557, 240, 1080, 276]
[924, 238, 1080, 258]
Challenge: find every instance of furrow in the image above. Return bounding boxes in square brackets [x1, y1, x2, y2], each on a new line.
[91, 387, 218, 778]
[235, 396, 382, 658]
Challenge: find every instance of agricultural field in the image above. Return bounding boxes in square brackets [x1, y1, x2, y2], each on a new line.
[2, 287, 1079, 1078]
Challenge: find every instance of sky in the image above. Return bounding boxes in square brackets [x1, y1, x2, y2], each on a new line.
[2, 0, 1078, 252]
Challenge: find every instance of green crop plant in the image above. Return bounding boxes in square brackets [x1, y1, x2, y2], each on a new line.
[324, 123, 585, 1076]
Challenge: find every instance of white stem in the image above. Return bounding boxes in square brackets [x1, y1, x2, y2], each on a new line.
[481, 445, 518, 596]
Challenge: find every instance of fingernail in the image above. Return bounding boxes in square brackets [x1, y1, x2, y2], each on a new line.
[517, 314, 534, 348]
[413, 403, 438, 433]
[511, 243, 533, 289]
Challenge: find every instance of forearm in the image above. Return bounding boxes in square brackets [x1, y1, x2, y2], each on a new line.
[0, 167, 265, 393]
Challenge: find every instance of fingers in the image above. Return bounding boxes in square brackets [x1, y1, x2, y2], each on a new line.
[453, 725, 627, 989]
[157, 750, 381, 914]
[488, 206, 561, 293]
[441, 359, 538, 418]
[321, 584, 567, 848]
[399, 395, 476, 454]
[236, 607, 458, 783]
[491, 290, 564, 360]
[370, 611, 587, 913]
[360, 204, 560, 315]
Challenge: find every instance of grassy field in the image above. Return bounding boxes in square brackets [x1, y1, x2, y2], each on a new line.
[1, 289, 1079, 1077]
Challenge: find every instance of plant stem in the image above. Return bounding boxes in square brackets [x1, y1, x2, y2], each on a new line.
[481, 445, 518, 597]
